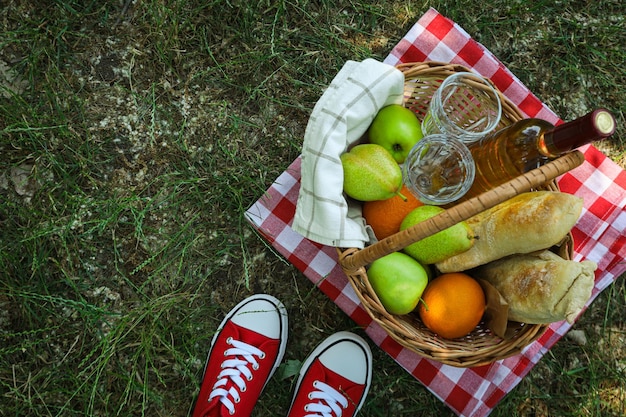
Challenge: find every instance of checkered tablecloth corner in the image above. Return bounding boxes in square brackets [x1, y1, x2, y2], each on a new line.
[245, 8, 626, 417]
[384, 7, 561, 125]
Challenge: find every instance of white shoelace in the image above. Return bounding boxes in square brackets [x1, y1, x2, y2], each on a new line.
[208, 337, 265, 415]
[303, 380, 349, 417]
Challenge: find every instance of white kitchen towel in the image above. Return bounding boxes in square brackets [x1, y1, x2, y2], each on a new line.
[292, 58, 405, 248]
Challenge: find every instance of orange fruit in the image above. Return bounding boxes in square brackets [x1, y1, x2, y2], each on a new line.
[418, 272, 485, 339]
[362, 184, 423, 240]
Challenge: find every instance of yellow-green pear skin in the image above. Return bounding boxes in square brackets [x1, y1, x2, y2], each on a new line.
[341, 144, 403, 201]
[400, 205, 474, 265]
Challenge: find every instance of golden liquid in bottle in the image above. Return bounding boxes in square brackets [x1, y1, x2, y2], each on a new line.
[462, 120, 552, 200]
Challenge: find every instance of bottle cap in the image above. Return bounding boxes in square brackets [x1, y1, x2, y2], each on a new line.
[595, 110, 616, 135]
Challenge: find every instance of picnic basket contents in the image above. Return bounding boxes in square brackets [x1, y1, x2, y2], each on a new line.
[332, 62, 612, 367]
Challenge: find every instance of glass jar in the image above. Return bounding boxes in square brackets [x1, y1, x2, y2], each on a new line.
[421, 72, 502, 144]
[403, 134, 475, 205]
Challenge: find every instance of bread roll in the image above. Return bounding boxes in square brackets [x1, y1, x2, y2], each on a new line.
[474, 250, 597, 324]
[436, 191, 583, 272]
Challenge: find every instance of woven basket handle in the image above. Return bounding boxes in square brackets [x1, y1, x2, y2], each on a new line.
[340, 150, 585, 272]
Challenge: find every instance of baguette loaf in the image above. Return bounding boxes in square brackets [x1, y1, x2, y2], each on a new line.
[473, 250, 596, 324]
[436, 191, 583, 272]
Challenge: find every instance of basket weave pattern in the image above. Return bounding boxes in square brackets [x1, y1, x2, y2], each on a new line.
[338, 62, 581, 367]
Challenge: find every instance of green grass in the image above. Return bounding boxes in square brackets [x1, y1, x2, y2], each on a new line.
[1, 0, 624, 416]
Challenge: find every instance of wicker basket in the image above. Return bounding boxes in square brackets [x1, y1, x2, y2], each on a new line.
[338, 62, 585, 367]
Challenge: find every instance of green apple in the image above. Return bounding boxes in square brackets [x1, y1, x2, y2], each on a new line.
[400, 205, 474, 264]
[367, 252, 429, 315]
[368, 104, 423, 164]
[341, 144, 406, 201]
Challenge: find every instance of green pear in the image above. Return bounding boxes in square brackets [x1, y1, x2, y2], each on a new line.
[400, 205, 474, 265]
[341, 144, 405, 201]
[367, 252, 429, 315]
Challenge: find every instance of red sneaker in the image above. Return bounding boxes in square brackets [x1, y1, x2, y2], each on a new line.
[286, 331, 372, 417]
[192, 294, 288, 417]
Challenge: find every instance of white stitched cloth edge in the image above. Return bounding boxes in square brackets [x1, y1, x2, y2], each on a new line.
[292, 59, 405, 249]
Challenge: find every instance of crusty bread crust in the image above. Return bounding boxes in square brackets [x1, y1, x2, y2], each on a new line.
[474, 250, 596, 324]
[436, 191, 583, 273]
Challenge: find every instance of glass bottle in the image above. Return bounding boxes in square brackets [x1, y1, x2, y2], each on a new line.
[460, 108, 616, 201]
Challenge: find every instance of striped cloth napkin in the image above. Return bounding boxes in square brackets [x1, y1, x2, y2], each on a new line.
[245, 8, 626, 417]
[292, 58, 404, 248]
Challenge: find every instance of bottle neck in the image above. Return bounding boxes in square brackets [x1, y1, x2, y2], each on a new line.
[545, 109, 616, 154]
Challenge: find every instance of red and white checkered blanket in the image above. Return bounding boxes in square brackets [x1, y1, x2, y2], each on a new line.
[245, 8, 626, 417]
